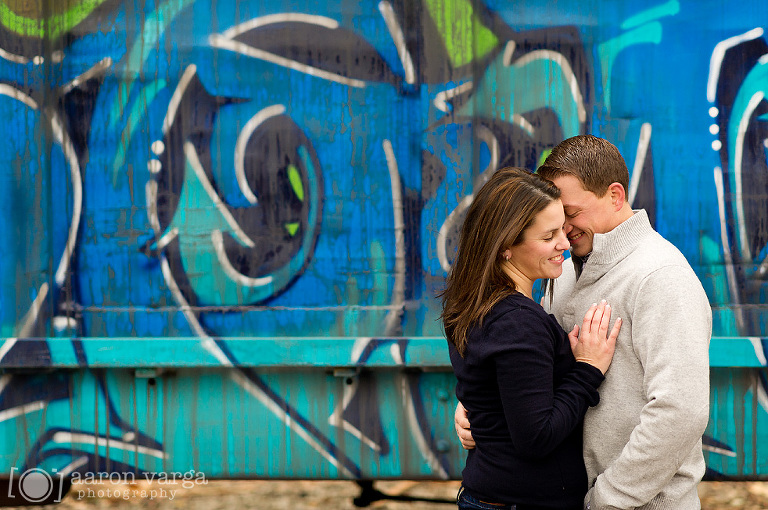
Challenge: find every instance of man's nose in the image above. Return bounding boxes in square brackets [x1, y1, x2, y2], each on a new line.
[563, 221, 574, 234]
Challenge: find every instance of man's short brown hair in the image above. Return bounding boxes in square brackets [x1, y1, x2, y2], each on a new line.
[537, 135, 629, 197]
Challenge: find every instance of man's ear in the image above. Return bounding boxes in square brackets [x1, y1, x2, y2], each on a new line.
[608, 182, 627, 210]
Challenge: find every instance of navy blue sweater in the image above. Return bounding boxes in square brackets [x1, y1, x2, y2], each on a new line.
[448, 292, 604, 509]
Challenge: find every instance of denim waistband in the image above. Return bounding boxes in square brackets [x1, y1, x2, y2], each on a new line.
[457, 485, 516, 510]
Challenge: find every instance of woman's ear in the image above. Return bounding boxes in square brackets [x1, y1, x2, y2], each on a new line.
[501, 249, 511, 261]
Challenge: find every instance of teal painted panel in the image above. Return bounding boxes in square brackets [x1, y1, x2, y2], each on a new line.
[709, 338, 768, 368]
[1, 336, 765, 367]
[706, 369, 768, 477]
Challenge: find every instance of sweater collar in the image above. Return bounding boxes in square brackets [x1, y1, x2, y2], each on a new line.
[588, 209, 654, 265]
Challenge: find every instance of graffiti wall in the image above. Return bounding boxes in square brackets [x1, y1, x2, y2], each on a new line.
[0, 0, 766, 492]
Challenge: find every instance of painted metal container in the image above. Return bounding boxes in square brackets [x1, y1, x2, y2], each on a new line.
[0, 1, 765, 500]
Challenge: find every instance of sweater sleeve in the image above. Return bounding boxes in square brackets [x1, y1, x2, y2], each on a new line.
[588, 265, 711, 509]
[490, 308, 604, 459]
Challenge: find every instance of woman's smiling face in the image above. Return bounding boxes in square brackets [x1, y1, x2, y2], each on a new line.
[504, 199, 570, 291]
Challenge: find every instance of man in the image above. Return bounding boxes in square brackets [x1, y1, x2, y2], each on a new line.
[454, 135, 711, 509]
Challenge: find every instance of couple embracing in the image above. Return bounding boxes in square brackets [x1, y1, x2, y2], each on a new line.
[442, 135, 711, 510]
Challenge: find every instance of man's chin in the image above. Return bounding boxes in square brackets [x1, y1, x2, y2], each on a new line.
[571, 248, 591, 258]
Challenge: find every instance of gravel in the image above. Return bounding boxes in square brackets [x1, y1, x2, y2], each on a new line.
[20, 480, 768, 509]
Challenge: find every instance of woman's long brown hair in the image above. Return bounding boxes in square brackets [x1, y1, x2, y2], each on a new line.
[439, 167, 561, 356]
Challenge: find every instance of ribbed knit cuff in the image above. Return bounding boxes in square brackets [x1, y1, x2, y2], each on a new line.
[587, 484, 695, 509]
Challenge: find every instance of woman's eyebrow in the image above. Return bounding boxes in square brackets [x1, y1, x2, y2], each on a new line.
[535, 227, 561, 237]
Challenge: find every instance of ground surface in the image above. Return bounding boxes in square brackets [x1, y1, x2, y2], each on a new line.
[2, 480, 764, 509]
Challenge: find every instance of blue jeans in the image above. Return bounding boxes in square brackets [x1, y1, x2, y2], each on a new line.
[457, 486, 516, 510]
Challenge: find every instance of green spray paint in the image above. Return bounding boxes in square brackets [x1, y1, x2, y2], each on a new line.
[0, 0, 109, 39]
[424, 0, 498, 68]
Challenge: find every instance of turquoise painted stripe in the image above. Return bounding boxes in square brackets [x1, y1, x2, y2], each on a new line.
[621, 0, 680, 30]
[1, 337, 764, 368]
[110, 79, 167, 185]
[47, 338, 81, 366]
[108, 0, 193, 184]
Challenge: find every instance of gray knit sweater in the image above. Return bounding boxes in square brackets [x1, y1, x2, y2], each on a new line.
[545, 210, 711, 510]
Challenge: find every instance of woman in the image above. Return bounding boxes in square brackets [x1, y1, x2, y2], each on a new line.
[441, 167, 621, 509]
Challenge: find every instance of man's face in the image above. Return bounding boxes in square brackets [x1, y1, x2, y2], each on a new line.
[550, 174, 616, 257]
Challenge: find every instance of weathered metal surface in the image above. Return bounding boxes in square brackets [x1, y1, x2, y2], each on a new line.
[0, 0, 766, 491]
[0, 337, 765, 368]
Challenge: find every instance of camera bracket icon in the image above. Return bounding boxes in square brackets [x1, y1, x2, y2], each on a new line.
[6, 467, 67, 504]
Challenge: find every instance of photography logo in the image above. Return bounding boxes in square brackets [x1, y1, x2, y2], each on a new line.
[7, 467, 66, 503]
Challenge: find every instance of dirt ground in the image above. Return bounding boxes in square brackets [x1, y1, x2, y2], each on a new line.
[10, 479, 767, 509]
